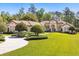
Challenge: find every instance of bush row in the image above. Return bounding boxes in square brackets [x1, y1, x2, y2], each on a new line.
[25, 35, 48, 40]
[0, 35, 5, 41]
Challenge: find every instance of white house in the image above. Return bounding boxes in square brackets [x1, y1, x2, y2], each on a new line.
[8, 19, 74, 33]
[40, 20, 73, 32]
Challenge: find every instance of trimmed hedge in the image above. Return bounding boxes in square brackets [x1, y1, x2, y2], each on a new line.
[25, 35, 48, 40]
[75, 28, 79, 32]
[3, 32, 14, 34]
[16, 31, 26, 37]
[11, 32, 35, 38]
[11, 34, 16, 37]
[26, 32, 34, 37]
[0, 35, 5, 41]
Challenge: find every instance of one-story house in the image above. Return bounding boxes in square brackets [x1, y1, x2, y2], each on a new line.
[8, 19, 74, 33]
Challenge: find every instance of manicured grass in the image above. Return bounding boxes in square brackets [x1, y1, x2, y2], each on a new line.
[1, 32, 79, 56]
[0, 35, 5, 41]
[0, 34, 13, 36]
[0, 34, 13, 42]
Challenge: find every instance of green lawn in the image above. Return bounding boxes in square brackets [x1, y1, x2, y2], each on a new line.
[1, 32, 79, 56]
[0, 34, 12, 36]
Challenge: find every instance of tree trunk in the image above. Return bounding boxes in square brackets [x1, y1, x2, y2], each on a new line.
[35, 33, 39, 36]
[36, 33, 39, 36]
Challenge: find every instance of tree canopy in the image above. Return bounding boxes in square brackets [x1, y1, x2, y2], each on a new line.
[36, 8, 45, 22]
[28, 4, 36, 14]
[31, 24, 44, 36]
[15, 22, 27, 32]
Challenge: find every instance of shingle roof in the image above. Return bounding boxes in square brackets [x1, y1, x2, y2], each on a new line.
[8, 20, 39, 27]
[40, 20, 74, 27]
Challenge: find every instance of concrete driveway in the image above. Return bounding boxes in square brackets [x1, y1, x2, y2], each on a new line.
[0, 36, 28, 54]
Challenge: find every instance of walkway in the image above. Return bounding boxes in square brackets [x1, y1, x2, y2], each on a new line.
[0, 36, 28, 54]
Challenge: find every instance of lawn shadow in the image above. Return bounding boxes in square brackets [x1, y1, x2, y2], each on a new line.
[24, 37, 48, 41]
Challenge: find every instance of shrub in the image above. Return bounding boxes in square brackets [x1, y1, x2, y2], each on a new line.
[31, 24, 44, 36]
[0, 23, 7, 33]
[11, 34, 16, 37]
[25, 35, 48, 40]
[0, 35, 5, 41]
[69, 26, 76, 34]
[69, 26, 75, 31]
[75, 28, 79, 32]
[3, 32, 14, 34]
[16, 31, 26, 37]
[26, 32, 34, 37]
[15, 22, 27, 32]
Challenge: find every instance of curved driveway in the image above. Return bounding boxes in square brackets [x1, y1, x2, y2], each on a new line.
[0, 36, 28, 54]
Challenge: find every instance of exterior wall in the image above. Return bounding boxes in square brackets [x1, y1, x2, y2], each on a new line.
[62, 25, 70, 32]
[8, 21, 36, 32]
[41, 20, 71, 32]
[8, 22, 16, 32]
[27, 27, 32, 32]
[55, 24, 58, 31]
[8, 20, 72, 33]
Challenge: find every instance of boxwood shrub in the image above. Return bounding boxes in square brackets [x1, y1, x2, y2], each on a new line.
[25, 35, 48, 40]
[16, 31, 26, 37]
[0, 35, 5, 41]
